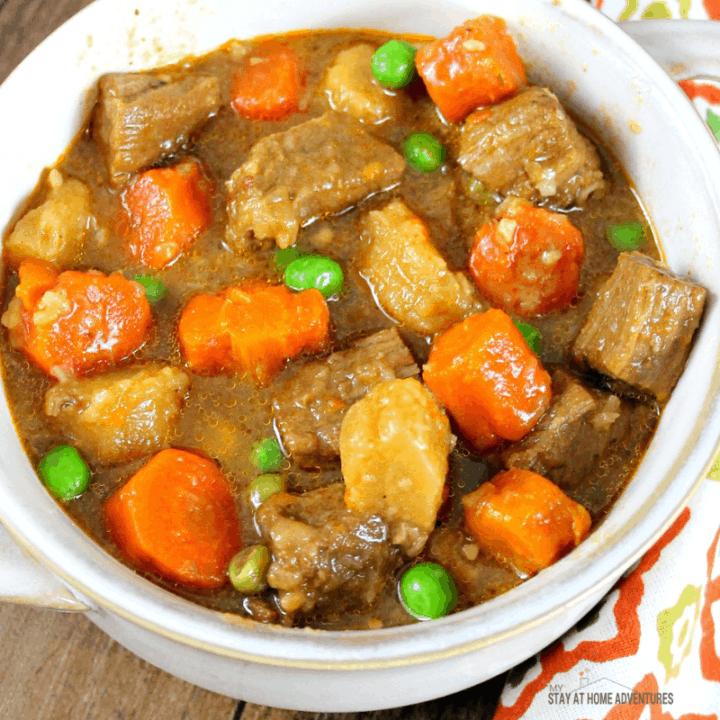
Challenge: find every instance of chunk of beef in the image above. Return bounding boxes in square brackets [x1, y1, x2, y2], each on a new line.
[322, 44, 400, 124]
[273, 328, 419, 468]
[340, 378, 455, 555]
[502, 370, 636, 488]
[255, 484, 399, 616]
[458, 87, 605, 209]
[572, 252, 707, 401]
[44, 365, 190, 465]
[93, 72, 221, 186]
[225, 112, 405, 252]
[359, 200, 485, 335]
[427, 528, 521, 605]
[5, 170, 92, 266]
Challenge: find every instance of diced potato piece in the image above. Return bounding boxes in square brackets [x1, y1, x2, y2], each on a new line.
[359, 200, 485, 335]
[5, 170, 92, 266]
[323, 44, 399, 124]
[462, 468, 591, 576]
[45, 365, 190, 465]
[340, 377, 454, 555]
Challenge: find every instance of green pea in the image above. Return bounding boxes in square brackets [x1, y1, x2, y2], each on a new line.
[247, 473, 286, 510]
[250, 437, 284, 473]
[513, 320, 543, 356]
[274, 247, 305, 271]
[371, 39, 417, 89]
[399, 562, 457, 620]
[228, 545, 271, 594]
[38, 445, 90, 501]
[402, 132, 446, 173]
[605, 222, 647, 251]
[133, 274, 168, 302]
[285, 255, 344, 299]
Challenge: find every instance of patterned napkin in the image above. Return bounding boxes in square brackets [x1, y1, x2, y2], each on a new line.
[492, 3, 720, 717]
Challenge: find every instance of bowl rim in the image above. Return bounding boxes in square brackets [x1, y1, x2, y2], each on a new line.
[2, 0, 720, 670]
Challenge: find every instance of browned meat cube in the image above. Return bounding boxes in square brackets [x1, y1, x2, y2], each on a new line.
[340, 378, 455, 555]
[225, 112, 405, 252]
[272, 328, 419, 468]
[572, 252, 707, 401]
[502, 370, 636, 488]
[44, 365, 190, 465]
[427, 528, 521, 605]
[322, 45, 401, 124]
[359, 200, 485, 335]
[5, 170, 92, 266]
[93, 72, 221, 186]
[458, 87, 605, 209]
[255, 484, 399, 616]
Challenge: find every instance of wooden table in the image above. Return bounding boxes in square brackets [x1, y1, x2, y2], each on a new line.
[0, 1, 507, 717]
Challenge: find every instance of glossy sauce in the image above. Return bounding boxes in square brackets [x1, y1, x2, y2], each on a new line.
[0, 29, 658, 630]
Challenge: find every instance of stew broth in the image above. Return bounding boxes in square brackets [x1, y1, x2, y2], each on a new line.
[1, 28, 661, 630]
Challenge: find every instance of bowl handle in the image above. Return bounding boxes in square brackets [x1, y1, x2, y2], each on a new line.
[0, 520, 90, 612]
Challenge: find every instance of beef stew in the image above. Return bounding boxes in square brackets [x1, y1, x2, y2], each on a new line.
[0, 17, 706, 631]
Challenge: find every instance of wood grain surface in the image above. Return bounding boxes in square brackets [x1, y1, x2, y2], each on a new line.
[0, 0, 506, 717]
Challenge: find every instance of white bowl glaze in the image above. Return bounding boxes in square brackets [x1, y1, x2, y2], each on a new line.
[1, 0, 719, 711]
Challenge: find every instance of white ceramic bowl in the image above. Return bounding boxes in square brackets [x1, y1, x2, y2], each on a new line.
[1, 0, 720, 712]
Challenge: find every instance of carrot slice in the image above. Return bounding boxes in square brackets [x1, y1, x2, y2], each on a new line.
[469, 199, 584, 317]
[222, 283, 328, 385]
[106, 448, 242, 589]
[122, 158, 213, 269]
[11, 261, 152, 376]
[178, 281, 329, 385]
[15, 259, 58, 311]
[177, 294, 228, 374]
[423, 308, 551, 451]
[463, 468, 591, 575]
[415, 15, 526, 123]
[231, 40, 305, 122]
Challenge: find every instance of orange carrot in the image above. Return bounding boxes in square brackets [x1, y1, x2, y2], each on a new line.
[415, 15, 526, 123]
[469, 199, 584, 317]
[122, 158, 213, 269]
[423, 309, 551, 451]
[10, 261, 152, 376]
[106, 448, 242, 589]
[462, 468, 591, 575]
[178, 281, 329, 385]
[176, 294, 228, 374]
[231, 40, 305, 122]
[15, 259, 58, 311]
